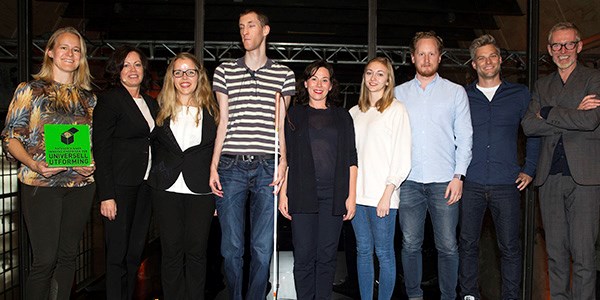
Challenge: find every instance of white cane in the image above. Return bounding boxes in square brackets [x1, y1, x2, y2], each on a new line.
[272, 92, 282, 299]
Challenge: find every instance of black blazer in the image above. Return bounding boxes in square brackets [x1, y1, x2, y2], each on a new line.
[147, 107, 216, 194]
[93, 85, 158, 201]
[285, 104, 358, 215]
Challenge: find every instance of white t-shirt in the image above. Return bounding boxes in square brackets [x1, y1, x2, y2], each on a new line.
[476, 84, 500, 101]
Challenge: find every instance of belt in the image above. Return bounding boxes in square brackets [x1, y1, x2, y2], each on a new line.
[222, 154, 276, 162]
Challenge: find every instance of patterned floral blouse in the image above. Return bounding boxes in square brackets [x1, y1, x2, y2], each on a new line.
[1, 80, 97, 187]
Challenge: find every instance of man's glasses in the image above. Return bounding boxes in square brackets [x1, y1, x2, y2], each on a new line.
[173, 69, 198, 78]
[549, 41, 579, 52]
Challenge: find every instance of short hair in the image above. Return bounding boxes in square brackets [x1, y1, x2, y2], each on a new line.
[240, 9, 269, 27]
[410, 31, 444, 54]
[469, 34, 501, 60]
[105, 45, 151, 91]
[295, 60, 340, 107]
[547, 22, 581, 43]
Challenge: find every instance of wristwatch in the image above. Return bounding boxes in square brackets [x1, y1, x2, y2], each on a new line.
[453, 174, 465, 181]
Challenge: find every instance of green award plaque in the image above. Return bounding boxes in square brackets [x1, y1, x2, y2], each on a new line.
[44, 124, 92, 167]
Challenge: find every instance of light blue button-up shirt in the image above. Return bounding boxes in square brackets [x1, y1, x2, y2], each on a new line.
[394, 74, 473, 184]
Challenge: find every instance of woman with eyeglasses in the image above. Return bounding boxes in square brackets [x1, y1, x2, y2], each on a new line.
[147, 52, 219, 300]
[1, 27, 96, 300]
[92, 45, 157, 300]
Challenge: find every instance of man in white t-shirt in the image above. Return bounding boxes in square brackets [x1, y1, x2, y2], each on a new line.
[459, 34, 539, 300]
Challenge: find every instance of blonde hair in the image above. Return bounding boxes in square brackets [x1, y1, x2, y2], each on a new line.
[156, 52, 219, 126]
[358, 57, 396, 113]
[33, 27, 92, 90]
[411, 31, 444, 55]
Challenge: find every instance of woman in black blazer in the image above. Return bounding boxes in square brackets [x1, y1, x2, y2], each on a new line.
[147, 52, 218, 300]
[279, 60, 358, 299]
[93, 45, 157, 300]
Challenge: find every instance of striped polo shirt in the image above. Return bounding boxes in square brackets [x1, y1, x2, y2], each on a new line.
[213, 57, 296, 155]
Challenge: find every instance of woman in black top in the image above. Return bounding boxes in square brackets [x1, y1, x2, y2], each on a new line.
[279, 60, 357, 299]
[93, 45, 157, 300]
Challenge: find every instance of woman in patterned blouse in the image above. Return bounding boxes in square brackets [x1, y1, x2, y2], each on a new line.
[1, 27, 96, 300]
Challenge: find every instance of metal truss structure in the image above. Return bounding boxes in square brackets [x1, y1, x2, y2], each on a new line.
[2, 39, 599, 69]
[1, 39, 599, 95]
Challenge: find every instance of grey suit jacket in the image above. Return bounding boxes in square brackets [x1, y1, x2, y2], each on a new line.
[522, 64, 600, 186]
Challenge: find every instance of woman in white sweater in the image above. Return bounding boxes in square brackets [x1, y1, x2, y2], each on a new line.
[349, 57, 412, 299]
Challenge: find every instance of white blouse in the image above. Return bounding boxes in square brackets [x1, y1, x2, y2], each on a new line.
[165, 106, 203, 195]
[133, 96, 155, 180]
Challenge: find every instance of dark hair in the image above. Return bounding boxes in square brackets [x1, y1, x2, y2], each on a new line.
[240, 9, 269, 27]
[410, 31, 444, 54]
[295, 60, 340, 107]
[105, 45, 151, 91]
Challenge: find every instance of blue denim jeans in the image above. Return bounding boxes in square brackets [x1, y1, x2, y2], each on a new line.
[352, 204, 397, 300]
[215, 155, 275, 300]
[399, 180, 459, 300]
[459, 181, 521, 300]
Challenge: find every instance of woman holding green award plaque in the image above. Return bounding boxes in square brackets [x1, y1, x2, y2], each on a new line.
[147, 52, 219, 299]
[93, 45, 158, 300]
[1, 27, 96, 300]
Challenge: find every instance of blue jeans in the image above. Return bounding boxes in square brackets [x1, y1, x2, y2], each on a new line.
[215, 155, 275, 300]
[352, 204, 397, 300]
[459, 182, 521, 300]
[399, 180, 459, 300]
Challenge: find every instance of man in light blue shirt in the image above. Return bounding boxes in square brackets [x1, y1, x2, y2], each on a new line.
[394, 31, 473, 300]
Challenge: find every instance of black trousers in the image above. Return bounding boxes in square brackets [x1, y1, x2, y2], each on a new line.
[152, 189, 215, 300]
[103, 182, 152, 300]
[340, 220, 358, 283]
[21, 183, 95, 300]
[291, 186, 343, 300]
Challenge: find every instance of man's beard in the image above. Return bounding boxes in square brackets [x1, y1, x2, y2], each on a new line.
[416, 65, 437, 77]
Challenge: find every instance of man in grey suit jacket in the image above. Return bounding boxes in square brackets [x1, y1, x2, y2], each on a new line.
[522, 22, 600, 300]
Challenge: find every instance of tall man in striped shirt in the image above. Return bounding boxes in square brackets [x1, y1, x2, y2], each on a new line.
[209, 9, 296, 300]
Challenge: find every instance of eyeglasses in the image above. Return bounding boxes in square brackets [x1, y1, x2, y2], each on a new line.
[173, 69, 198, 78]
[549, 41, 579, 52]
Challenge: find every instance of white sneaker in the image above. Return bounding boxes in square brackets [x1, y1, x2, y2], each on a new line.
[464, 296, 476, 300]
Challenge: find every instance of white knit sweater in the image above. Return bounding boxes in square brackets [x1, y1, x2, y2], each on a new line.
[349, 100, 412, 208]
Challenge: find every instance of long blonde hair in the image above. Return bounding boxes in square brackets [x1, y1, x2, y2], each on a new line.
[33, 27, 92, 90]
[156, 52, 219, 126]
[357, 57, 396, 113]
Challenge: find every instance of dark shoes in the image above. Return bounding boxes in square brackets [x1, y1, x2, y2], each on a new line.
[204, 280, 225, 300]
[333, 277, 361, 299]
